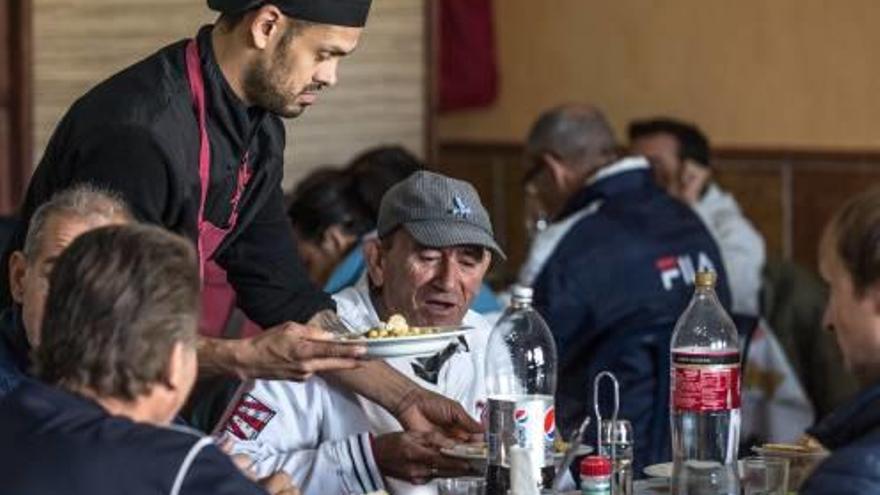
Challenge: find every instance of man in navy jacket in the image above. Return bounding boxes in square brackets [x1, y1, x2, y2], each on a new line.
[0, 185, 133, 397]
[522, 104, 730, 471]
[800, 189, 880, 494]
[0, 224, 297, 494]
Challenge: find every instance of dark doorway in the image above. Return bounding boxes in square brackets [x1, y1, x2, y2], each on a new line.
[0, 0, 32, 215]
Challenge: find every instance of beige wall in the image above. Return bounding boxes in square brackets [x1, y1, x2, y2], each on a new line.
[437, 0, 880, 149]
[33, 0, 426, 189]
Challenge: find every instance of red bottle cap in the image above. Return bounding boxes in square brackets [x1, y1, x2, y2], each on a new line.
[580, 455, 612, 476]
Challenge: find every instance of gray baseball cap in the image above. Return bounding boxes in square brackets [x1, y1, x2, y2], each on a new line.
[377, 171, 506, 260]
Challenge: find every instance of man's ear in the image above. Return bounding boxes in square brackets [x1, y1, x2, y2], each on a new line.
[249, 3, 284, 50]
[163, 341, 187, 391]
[542, 152, 570, 189]
[363, 238, 385, 288]
[8, 251, 28, 305]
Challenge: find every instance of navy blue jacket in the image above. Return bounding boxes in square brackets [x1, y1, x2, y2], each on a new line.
[801, 383, 880, 494]
[0, 307, 28, 397]
[533, 162, 730, 472]
[0, 380, 267, 495]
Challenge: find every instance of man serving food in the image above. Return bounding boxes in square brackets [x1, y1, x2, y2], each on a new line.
[221, 172, 504, 494]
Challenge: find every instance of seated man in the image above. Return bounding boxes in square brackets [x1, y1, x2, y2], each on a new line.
[628, 117, 766, 318]
[801, 188, 880, 493]
[0, 224, 295, 494]
[522, 104, 730, 471]
[221, 171, 504, 494]
[0, 185, 132, 396]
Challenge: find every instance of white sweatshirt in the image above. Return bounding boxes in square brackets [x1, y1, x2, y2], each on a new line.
[219, 280, 493, 495]
[694, 183, 766, 317]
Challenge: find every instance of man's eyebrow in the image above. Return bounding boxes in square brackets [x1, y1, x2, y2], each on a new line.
[459, 245, 487, 259]
[414, 243, 441, 252]
[321, 44, 352, 57]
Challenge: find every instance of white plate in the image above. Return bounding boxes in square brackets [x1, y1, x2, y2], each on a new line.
[337, 326, 470, 358]
[643, 462, 674, 478]
[643, 460, 745, 479]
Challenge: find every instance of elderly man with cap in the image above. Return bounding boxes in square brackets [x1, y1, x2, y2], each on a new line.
[2, 0, 480, 439]
[220, 171, 504, 495]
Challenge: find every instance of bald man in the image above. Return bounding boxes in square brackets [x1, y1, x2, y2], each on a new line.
[520, 104, 730, 471]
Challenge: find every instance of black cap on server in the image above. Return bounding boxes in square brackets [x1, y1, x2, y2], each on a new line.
[207, 0, 372, 27]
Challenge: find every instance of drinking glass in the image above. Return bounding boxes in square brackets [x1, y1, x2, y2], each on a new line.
[437, 476, 486, 495]
[742, 456, 789, 495]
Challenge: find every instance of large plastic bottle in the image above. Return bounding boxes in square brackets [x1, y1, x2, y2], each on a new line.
[670, 271, 741, 495]
[485, 286, 558, 495]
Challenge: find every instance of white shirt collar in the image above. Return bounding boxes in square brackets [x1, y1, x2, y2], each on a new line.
[588, 155, 650, 185]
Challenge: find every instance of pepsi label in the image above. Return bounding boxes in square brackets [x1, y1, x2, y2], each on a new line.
[487, 395, 555, 469]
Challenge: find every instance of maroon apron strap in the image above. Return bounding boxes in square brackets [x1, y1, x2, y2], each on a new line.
[184, 38, 258, 337]
[184, 39, 212, 283]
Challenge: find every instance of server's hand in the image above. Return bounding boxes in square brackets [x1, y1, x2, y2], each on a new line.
[395, 387, 484, 442]
[373, 431, 472, 484]
[238, 322, 366, 380]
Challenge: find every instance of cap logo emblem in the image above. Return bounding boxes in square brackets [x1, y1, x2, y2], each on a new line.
[449, 196, 473, 218]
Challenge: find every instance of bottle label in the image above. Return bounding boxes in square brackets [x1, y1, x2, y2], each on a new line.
[671, 350, 741, 412]
[487, 396, 555, 468]
[513, 400, 555, 454]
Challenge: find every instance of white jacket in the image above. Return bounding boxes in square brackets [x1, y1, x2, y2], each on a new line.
[219, 280, 493, 495]
[694, 183, 766, 317]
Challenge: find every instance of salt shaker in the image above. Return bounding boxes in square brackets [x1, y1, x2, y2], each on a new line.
[580, 455, 612, 495]
[600, 419, 634, 495]
[593, 372, 634, 495]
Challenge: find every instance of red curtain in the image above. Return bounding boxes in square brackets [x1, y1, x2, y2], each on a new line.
[438, 0, 499, 113]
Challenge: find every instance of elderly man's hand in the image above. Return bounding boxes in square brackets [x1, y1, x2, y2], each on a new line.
[258, 472, 301, 495]
[230, 453, 300, 495]
[395, 387, 484, 442]
[237, 322, 366, 381]
[373, 431, 474, 484]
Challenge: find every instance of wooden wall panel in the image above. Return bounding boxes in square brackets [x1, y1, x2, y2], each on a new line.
[1, 0, 31, 215]
[436, 0, 880, 151]
[0, 1, 8, 99]
[792, 164, 880, 269]
[33, 0, 427, 190]
[438, 142, 880, 282]
[712, 162, 785, 258]
[0, 0, 10, 212]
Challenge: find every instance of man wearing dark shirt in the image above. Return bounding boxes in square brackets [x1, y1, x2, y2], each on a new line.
[2, 0, 480, 438]
[0, 224, 299, 494]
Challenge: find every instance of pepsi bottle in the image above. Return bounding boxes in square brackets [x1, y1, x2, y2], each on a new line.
[485, 286, 558, 495]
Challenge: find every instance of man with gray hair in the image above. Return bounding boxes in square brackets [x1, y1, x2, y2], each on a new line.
[221, 171, 503, 494]
[0, 184, 133, 396]
[0, 224, 297, 494]
[520, 104, 730, 470]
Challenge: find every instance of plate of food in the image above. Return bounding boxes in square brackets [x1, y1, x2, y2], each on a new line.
[441, 440, 593, 471]
[337, 314, 470, 358]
